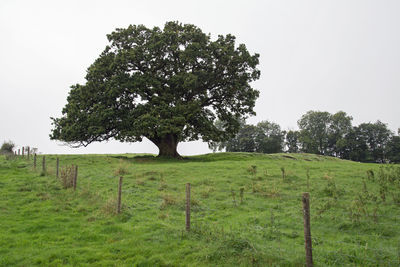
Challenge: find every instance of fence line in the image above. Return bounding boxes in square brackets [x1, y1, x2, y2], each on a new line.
[3, 153, 399, 266]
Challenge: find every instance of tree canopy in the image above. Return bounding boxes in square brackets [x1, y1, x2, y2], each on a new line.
[50, 21, 260, 157]
[210, 120, 285, 154]
[296, 111, 353, 156]
[0, 141, 15, 154]
[218, 110, 398, 163]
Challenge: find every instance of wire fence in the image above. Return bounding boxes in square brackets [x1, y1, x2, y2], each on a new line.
[4, 153, 400, 266]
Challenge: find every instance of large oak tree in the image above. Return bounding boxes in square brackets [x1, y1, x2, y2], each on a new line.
[50, 22, 260, 157]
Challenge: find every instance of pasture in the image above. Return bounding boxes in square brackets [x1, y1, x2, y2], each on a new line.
[0, 153, 399, 266]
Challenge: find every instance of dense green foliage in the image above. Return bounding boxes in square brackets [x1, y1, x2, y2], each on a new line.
[216, 111, 400, 163]
[0, 141, 15, 154]
[296, 112, 397, 163]
[50, 21, 260, 158]
[211, 120, 285, 154]
[297, 111, 334, 155]
[343, 122, 393, 162]
[387, 135, 400, 163]
[286, 130, 300, 153]
[297, 111, 353, 157]
[1, 153, 399, 266]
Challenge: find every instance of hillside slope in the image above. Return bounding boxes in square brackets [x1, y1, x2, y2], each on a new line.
[0, 153, 399, 266]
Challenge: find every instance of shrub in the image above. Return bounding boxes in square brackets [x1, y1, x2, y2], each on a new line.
[0, 140, 15, 154]
[323, 177, 343, 199]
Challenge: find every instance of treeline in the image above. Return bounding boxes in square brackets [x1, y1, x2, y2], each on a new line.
[210, 111, 400, 163]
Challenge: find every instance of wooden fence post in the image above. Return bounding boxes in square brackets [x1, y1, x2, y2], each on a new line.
[42, 156, 46, 174]
[117, 176, 123, 213]
[22, 147, 24, 158]
[27, 147, 30, 160]
[56, 158, 59, 179]
[33, 154, 37, 169]
[73, 165, 78, 191]
[302, 192, 313, 267]
[18, 149, 20, 156]
[186, 183, 191, 231]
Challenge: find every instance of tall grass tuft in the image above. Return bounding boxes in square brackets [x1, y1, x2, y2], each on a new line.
[114, 160, 129, 176]
[281, 166, 286, 180]
[60, 165, 75, 189]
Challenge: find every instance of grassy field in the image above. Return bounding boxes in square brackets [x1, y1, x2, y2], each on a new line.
[0, 152, 399, 266]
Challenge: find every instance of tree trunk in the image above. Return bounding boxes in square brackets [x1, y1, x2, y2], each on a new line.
[151, 134, 181, 158]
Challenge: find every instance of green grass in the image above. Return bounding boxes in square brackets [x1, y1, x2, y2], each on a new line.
[0, 152, 399, 266]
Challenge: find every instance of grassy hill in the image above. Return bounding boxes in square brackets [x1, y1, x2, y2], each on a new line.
[0, 153, 399, 266]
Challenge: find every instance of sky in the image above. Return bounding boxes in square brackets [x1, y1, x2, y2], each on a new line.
[0, 0, 399, 155]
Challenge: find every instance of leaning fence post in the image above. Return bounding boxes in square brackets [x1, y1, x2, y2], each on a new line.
[56, 158, 59, 179]
[42, 156, 46, 174]
[73, 165, 78, 191]
[117, 176, 123, 213]
[33, 154, 37, 169]
[302, 192, 313, 267]
[186, 183, 191, 231]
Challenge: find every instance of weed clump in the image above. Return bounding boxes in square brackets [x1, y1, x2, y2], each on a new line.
[102, 198, 118, 215]
[158, 177, 167, 191]
[240, 187, 244, 204]
[230, 189, 237, 206]
[280, 167, 286, 180]
[248, 165, 257, 177]
[160, 194, 177, 209]
[114, 160, 129, 176]
[60, 165, 75, 188]
[158, 212, 169, 220]
[136, 178, 145, 186]
[366, 169, 375, 181]
[200, 186, 214, 198]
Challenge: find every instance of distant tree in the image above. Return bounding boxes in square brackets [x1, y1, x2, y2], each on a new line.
[285, 130, 300, 153]
[0, 141, 15, 154]
[328, 111, 353, 157]
[50, 21, 260, 158]
[345, 121, 393, 162]
[225, 124, 258, 152]
[208, 119, 228, 152]
[298, 111, 331, 155]
[213, 120, 284, 154]
[386, 129, 400, 163]
[341, 127, 369, 162]
[255, 120, 285, 153]
[364, 121, 392, 162]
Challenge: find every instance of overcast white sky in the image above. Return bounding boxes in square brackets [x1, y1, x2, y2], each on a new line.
[1, 0, 399, 155]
